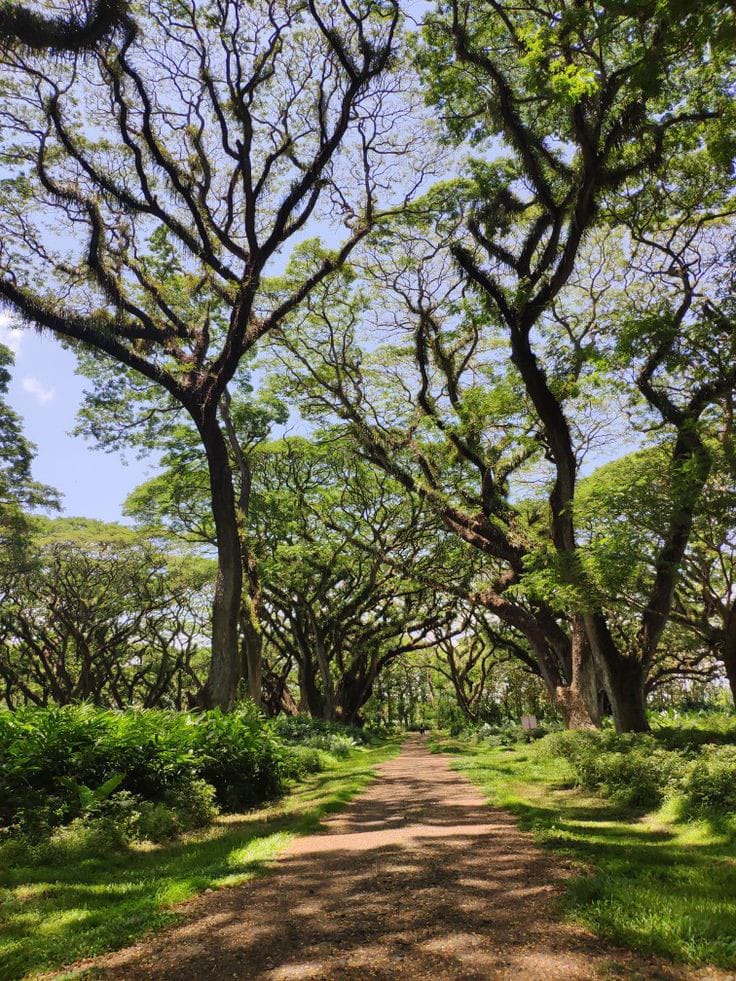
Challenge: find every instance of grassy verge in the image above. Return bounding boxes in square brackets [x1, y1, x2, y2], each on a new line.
[431, 735, 736, 970]
[0, 738, 401, 980]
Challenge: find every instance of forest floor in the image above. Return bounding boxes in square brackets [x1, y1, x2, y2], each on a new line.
[64, 736, 729, 980]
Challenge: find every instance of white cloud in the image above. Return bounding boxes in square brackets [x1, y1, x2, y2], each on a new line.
[22, 376, 55, 405]
[0, 313, 24, 357]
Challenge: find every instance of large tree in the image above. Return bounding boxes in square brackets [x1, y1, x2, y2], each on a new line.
[410, 0, 736, 731]
[0, 0, 413, 708]
[274, 0, 736, 731]
[127, 431, 459, 722]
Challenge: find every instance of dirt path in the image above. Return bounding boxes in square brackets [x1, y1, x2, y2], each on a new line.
[76, 737, 725, 980]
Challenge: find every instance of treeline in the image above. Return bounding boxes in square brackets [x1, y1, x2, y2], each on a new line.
[1, 0, 736, 732]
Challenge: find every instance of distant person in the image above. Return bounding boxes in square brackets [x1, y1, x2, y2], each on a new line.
[419, 723, 426, 736]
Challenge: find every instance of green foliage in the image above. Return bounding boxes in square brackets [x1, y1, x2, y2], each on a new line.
[194, 705, 287, 811]
[537, 718, 736, 816]
[0, 704, 289, 836]
[680, 746, 736, 815]
[0, 342, 59, 574]
[281, 744, 325, 779]
[270, 714, 374, 747]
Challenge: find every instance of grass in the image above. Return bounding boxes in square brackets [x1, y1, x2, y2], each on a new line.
[0, 738, 401, 980]
[430, 734, 736, 970]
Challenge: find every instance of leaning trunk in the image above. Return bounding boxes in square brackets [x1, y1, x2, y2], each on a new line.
[196, 416, 243, 711]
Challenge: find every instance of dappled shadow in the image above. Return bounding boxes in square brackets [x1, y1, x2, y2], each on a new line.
[76, 737, 693, 981]
[0, 761, 385, 979]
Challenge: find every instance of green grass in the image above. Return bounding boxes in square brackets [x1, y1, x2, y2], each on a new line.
[0, 739, 401, 980]
[431, 735, 736, 970]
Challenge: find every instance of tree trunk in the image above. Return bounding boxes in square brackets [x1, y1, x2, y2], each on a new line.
[195, 416, 243, 711]
[220, 389, 262, 707]
[607, 664, 649, 733]
[336, 669, 374, 726]
[722, 609, 736, 706]
[309, 609, 336, 721]
[240, 599, 263, 706]
[296, 653, 322, 716]
[554, 616, 600, 729]
[584, 612, 650, 733]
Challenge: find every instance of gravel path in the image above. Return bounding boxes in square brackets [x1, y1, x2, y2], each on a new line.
[75, 737, 727, 980]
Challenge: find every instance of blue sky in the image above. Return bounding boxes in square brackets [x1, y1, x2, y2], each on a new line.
[1, 313, 155, 523]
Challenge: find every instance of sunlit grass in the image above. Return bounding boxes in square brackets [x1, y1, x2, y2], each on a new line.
[0, 739, 401, 980]
[432, 735, 736, 969]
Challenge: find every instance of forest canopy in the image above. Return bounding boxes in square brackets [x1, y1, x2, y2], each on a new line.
[0, 0, 735, 735]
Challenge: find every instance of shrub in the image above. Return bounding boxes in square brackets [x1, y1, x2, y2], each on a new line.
[165, 779, 220, 830]
[135, 802, 181, 843]
[271, 714, 371, 746]
[0, 704, 287, 835]
[680, 745, 736, 815]
[536, 731, 686, 809]
[193, 706, 286, 810]
[282, 745, 325, 780]
[303, 733, 357, 757]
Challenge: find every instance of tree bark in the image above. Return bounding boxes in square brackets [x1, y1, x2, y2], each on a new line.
[195, 416, 243, 710]
[220, 389, 262, 707]
[722, 610, 736, 706]
[336, 669, 374, 726]
[554, 617, 601, 729]
[606, 663, 649, 733]
[240, 599, 263, 706]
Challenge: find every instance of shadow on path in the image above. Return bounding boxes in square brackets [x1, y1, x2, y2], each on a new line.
[74, 737, 715, 980]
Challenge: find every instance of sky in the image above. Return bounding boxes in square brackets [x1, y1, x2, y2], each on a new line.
[1, 312, 155, 524]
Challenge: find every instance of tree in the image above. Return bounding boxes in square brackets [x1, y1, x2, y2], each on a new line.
[273, 0, 736, 731]
[0, 341, 58, 572]
[81, 347, 288, 707]
[271, 261, 605, 728]
[0, 517, 211, 708]
[254, 438, 459, 723]
[0, 0, 128, 53]
[0, 0, 410, 708]
[434, 606, 542, 724]
[127, 430, 459, 722]
[410, 0, 736, 730]
[578, 443, 736, 705]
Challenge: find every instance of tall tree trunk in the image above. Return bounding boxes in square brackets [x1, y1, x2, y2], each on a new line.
[195, 416, 243, 711]
[240, 599, 263, 706]
[310, 611, 336, 722]
[554, 617, 600, 729]
[606, 662, 649, 733]
[220, 388, 262, 707]
[296, 649, 322, 716]
[722, 609, 736, 706]
[336, 667, 375, 726]
[585, 613, 649, 732]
